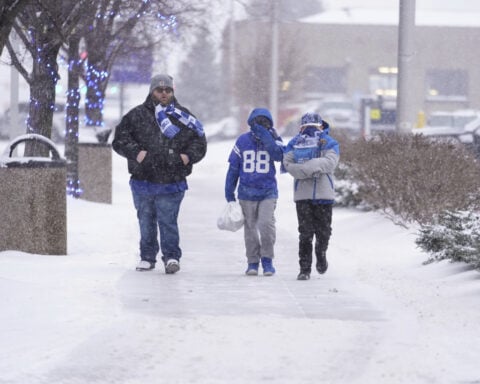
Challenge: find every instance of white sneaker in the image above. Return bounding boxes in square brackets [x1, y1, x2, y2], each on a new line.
[136, 260, 155, 271]
[165, 259, 180, 274]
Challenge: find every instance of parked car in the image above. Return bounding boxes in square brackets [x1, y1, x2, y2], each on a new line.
[0, 102, 66, 142]
[316, 98, 360, 134]
[413, 109, 480, 138]
[425, 109, 480, 129]
[412, 109, 480, 156]
[0, 102, 120, 143]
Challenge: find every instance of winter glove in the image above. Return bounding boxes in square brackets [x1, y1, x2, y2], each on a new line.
[251, 123, 284, 161]
[250, 123, 267, 138]
[155, 105, 180, 139]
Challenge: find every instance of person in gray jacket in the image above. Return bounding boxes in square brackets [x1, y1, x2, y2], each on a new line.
[282, 112, 340, 280]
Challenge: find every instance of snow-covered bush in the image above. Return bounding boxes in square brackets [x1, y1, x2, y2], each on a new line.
[336, 132, 480, 225]
[334, 163, 365, 208]
[333, 132, 369, 208]
[416, 210, 480, 269]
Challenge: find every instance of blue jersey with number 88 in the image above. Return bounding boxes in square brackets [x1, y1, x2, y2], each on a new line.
[227, 132, 280, 201]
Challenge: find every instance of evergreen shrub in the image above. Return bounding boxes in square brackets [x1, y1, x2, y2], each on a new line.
[415, 210, 480, 268]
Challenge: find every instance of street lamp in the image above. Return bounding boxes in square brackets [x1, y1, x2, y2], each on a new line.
[269, 0, 279, 126]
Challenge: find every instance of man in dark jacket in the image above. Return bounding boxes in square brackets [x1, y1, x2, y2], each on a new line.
[113, 74, 207, 274]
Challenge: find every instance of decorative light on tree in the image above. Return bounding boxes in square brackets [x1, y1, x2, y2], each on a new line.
[64, 48, 84, 197]
[66, 179, 84, 197]
[85, 64, 109, 127]
[156, 14, 178, 32]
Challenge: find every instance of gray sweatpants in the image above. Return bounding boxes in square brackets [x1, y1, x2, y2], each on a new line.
[239, 199, 277, 263]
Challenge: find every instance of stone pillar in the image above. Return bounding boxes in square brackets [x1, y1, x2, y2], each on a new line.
[77, 143, 112, 204]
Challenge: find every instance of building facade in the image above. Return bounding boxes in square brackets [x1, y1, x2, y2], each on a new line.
[230, 8, 480, 128]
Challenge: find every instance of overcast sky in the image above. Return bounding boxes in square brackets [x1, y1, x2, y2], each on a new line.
[324, 0, 480, 12]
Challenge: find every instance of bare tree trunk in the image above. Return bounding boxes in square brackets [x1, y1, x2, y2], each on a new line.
[84, 59, 108, 129]
[25, 43, 60, 157]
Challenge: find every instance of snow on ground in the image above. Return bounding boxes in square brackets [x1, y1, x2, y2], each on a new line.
[0, 137, 479, 384]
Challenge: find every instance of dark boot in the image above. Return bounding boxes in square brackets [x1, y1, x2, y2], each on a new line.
[297, 271, 310, 280]
[316, 251, 328, 274]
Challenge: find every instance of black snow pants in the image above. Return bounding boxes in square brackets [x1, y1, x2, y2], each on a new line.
[295, 201, 333, 273]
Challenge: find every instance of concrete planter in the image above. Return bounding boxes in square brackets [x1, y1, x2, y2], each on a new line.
[0, 134, 67, 255]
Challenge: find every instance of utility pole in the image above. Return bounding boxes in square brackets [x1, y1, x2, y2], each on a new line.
[269, 0, 279, 126]
[396, 0, 416, 134]
[229, 0, 236, 121]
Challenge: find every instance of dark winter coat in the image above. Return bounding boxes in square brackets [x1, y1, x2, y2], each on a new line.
[112, 95, 207, 184]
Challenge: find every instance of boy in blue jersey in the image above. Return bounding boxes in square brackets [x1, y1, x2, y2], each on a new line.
[225, 108, 284, 276]
[283, 112, 339, 280]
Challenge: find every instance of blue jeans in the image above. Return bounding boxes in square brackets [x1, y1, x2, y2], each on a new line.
[131, 189, 185, 264]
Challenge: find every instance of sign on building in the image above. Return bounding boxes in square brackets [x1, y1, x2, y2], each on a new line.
[110, 49, 153, 84]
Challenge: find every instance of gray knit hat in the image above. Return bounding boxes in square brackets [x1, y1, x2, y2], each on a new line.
[149, 74, 173, 93]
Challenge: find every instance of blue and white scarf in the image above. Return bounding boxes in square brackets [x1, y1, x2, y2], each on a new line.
[155, 104, 204, 138]
[167, 107, 204, 137]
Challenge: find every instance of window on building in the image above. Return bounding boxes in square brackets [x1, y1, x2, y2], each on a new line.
[304, 67, 346, 95]
[369, 67, 397, 97]
[425, 69, 468, 100]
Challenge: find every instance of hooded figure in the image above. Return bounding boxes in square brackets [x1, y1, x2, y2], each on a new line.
[224, 108, 284, 276]
[282, 112, 340, 280]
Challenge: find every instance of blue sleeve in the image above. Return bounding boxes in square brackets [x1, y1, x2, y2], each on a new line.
[284, 135, 300, 154]
[225, 164, 239, 202]
[251, 124, 284, 161]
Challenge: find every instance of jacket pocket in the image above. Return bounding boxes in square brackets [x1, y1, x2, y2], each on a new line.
[130, 152, 159, 179]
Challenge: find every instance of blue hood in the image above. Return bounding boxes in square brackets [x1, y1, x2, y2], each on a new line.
[247, 108, 273, 127]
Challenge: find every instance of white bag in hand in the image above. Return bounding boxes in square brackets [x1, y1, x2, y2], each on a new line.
[217, 201, 244, 232]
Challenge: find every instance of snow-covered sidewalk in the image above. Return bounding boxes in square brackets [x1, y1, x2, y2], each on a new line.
[0, 139, 479, 384]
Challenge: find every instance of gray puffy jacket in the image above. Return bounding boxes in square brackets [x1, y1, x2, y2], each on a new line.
[283, 139, 339, 202]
